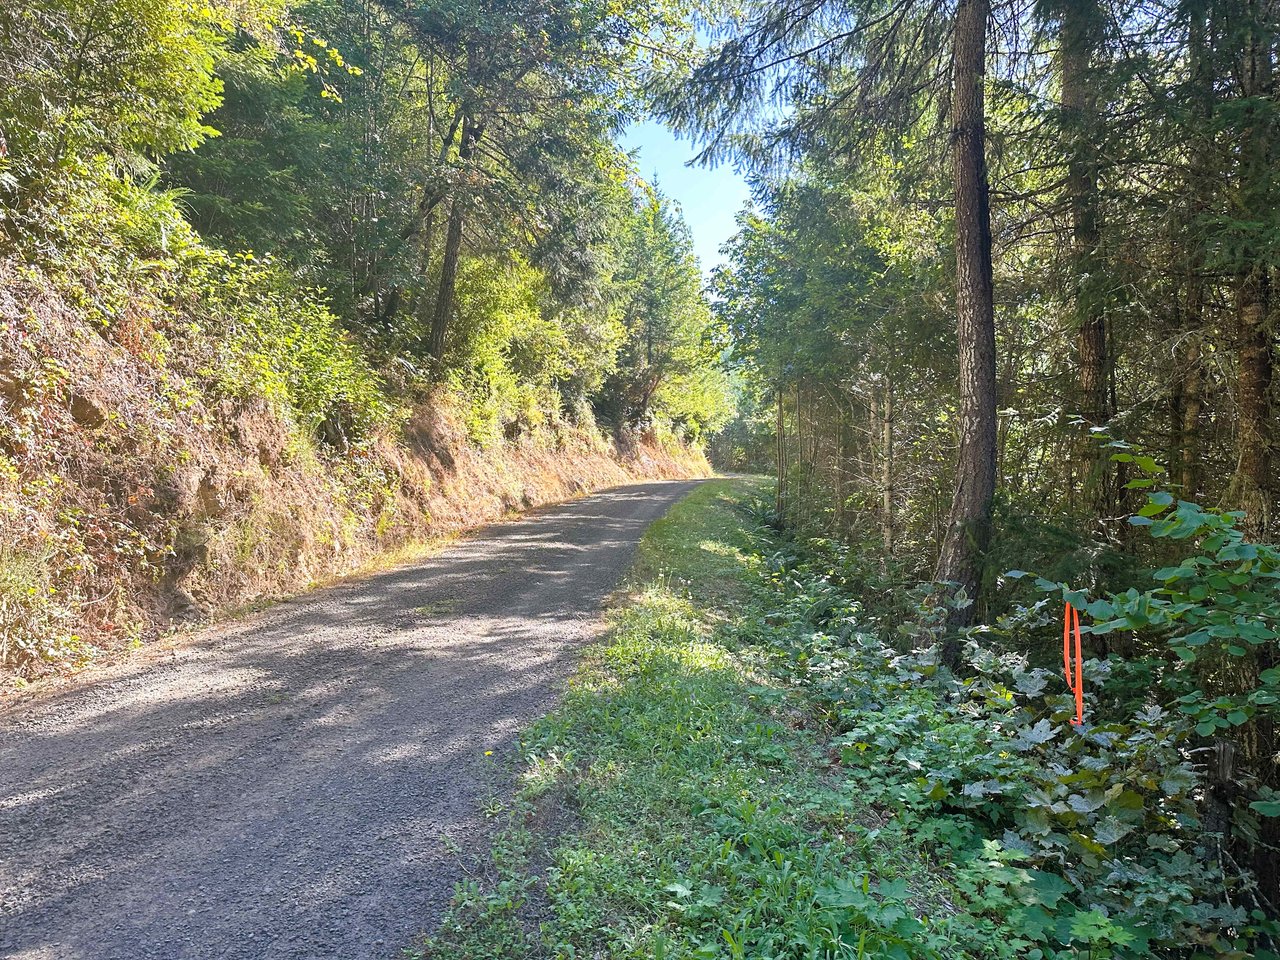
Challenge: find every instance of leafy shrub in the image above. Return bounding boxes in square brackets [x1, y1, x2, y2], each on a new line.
[0, 542, 81, 669]
[0, 0, 227, 231]
[1004, 489, 1280, 938]
[752, 496, 1277, 957]
[1080, 494, 1279, 754]
[447, 255, 576, 446]
[196, 250, 397, 442]
[39, 173, 397, 446]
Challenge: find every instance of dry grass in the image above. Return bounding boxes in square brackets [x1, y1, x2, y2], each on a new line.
[0, 258, 710, 690]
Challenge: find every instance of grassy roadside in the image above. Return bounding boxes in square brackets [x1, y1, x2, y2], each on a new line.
[419, 477, 932, 959]
[416, 477, 1266, 960]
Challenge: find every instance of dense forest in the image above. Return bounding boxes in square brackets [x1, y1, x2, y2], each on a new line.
[0, 0, 727, 668]
[690, 0, 1280, 934]
[2, 0, 735, 443]
[3, 0, 1280, 957]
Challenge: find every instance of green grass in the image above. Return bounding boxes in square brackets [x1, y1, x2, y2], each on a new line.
[418, 478, 941, 959]
[415, 478, 1257, 960]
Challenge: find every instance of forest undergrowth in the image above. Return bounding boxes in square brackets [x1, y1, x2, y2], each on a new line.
[420, 478, 1277, 960]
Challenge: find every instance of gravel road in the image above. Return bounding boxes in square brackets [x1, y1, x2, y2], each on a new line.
[0, 479, 702, 960]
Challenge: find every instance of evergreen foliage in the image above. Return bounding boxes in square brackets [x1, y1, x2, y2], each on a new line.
[694, 0, 1280, 930]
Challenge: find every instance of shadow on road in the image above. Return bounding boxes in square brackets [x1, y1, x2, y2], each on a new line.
[0, 480, 703, 960]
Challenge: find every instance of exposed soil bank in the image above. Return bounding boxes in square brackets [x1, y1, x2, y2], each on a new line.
[1, 259, 708, 684]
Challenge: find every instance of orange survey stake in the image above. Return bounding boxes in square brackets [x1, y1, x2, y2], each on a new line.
[1063, 602, 1085, 726]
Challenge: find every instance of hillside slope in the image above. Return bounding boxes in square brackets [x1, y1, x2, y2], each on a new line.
[0, 0, 733, 688]
[0, 251, 707, 684]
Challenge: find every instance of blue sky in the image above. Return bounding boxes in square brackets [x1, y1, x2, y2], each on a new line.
[620, 120, 751, 278]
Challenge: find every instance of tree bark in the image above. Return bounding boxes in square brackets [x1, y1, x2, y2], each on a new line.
[934, 0, 997, 658]
[1059, 0, 1112, 516]
[1172, 2, 1212, 501]
[882, 380, 895, 555]
[1228, 0, 1280, 907]
[1232, 5, 1275, 539]
[775, 386, 787, 522]
[1170, 321, 1204, 497]
[795, 381, 807, 528]
[1235, 267, 1274, 538]
[834, 399, 845, 532]
[428, 114, 482, 362]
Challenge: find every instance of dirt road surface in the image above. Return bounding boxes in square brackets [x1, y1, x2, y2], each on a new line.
[0, 480, 702, 959]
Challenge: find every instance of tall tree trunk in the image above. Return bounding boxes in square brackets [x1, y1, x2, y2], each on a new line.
[428, 204, 464, 361]
[882, 380, 895, 555]
[428, 114, 481, 362]
[1173, 2, 1212, 500]
[1234, 263, 1278, 904]
[869, 384, 881, 528]
[1232, 6, 1275, 539]
[1169, 309, 1205, 498]
[407, 107, 460, 327]
[834, 399, 846, 532]
[1178, 332, 1204, 496]
[775, 386, 787, 522]
[1235, 267, 1274, 537]
[1229, 0, 1280, 909]
[1059, 0, 1112, 516]
[934, 0, 997, 658]
[795, 381, 807, 528]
